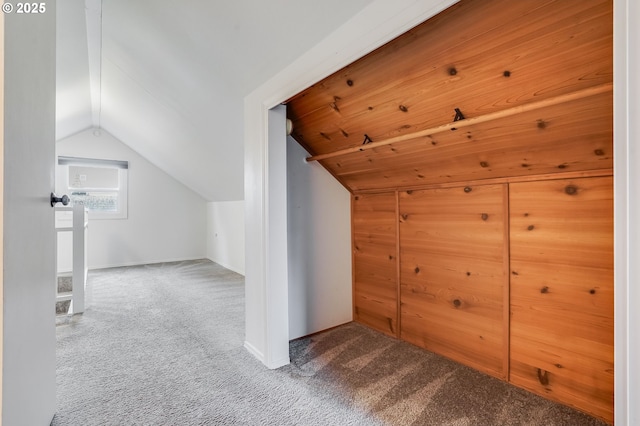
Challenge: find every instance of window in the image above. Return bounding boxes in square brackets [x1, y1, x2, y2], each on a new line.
[58, 156, 128, 219]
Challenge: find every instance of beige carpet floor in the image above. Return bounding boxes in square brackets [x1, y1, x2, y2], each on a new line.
[53, 259, 606, 425]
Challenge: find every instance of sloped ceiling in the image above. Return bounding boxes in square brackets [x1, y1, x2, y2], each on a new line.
[287, 0, 613, 193]
[56, 0, 372, 201]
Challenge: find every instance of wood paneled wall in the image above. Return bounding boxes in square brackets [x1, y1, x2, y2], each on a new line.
[352, 193, 398, 337]
[509, 176, 614, 422]
[320, 90, 612, 193]
[289, 0, 613, 422]
[399, 184, 508, 379]
[350, 175, 614, 423]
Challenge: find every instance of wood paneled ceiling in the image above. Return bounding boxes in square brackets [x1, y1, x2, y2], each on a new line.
[286, 0, 613, 193]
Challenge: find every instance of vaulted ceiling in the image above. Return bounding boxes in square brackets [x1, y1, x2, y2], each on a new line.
[56, 0, 372, 201]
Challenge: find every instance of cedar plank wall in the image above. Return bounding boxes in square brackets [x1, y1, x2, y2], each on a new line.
[399, 184, 509, 379]
[286, 0, 613, 422]
[352, 192, 398, 337]
[509, 177, 614, 421]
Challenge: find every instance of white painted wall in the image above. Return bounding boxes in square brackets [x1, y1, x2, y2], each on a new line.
[244, 0, 459, 369]
[56, 128, 206, 269]
[264, 105, 290, 366]
[243, 105, 291, 368]
[2, 5, 57, 425]
[206, 201, 245, 275]
[287, 137, 352, 340]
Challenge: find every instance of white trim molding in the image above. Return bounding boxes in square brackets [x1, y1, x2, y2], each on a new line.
[614, 0, 639, 424]
[243, 0, 459, 368]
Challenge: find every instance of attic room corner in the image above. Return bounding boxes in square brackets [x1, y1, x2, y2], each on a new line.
[55, 128, 207, 270]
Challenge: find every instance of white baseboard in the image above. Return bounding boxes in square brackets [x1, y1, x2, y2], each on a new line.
[88, 256, 208, 271]
[206, 257, 245, 276]
[265, 355, 290, 370]
[244, 341, 290, 370]
[244, 340, 265, 364]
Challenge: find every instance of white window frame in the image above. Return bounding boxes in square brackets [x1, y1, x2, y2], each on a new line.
[58, 156, 128, 220]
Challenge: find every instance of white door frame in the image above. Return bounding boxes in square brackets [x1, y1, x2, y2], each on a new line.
[244, 0, 460, 369]
[244, 0, 638, 423]
[614, 0, 639, 424]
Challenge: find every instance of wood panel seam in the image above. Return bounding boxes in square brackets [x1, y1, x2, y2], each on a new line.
[395, 190, 401, 340]
[351, 169, 613, 195]
[503, 183, 511, 381]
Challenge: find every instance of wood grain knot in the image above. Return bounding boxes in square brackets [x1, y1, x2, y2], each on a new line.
[594, 149, 605, 156]
[406, 190, 413, 195]
[448, 67, 458, 76]
[541, 286, 549, 294]
[453, 299, 462, 308]
[481, 213, 489, 221]
[464, 186, 472, 193]
[354, 196, 359, 201]
[527, 225, 535, 231]
[480, 161, 489, 168]
[558, 163, 568, 169]
[401, 214, 409, 221]
[537, 369, 549, 386]
[399, 105, 408, 112]
[503, 70, 511, 77]
[590, 288, 596, 295]
[466, 272, 471, 276]
[388, 255, 394, 260]
[414, 266, 420, 274]
[330, 102, 340, 112]
[565, 185, 578, 195]
[346, 79, 354, 87]
[537, 119, 547, 129]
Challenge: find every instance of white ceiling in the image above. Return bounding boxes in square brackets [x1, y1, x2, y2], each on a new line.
[56, 0, 372, 201]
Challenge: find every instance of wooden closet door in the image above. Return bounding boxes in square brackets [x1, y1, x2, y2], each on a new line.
[399, 184, 508, 378]
[509, 176, 614, 423]
[352, 192, 398, 337]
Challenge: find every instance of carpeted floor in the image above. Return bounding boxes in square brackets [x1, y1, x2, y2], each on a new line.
[53, 259, 606, 425]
